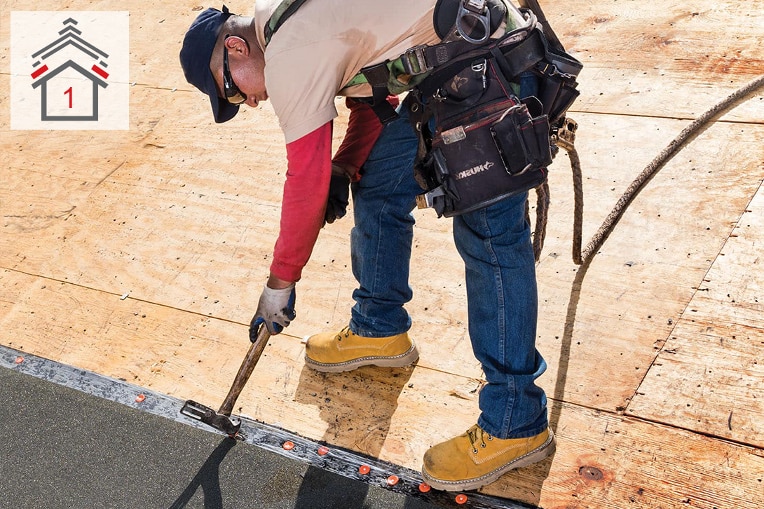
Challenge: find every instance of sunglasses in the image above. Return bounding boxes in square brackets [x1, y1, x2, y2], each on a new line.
[223, 35, 247, 105]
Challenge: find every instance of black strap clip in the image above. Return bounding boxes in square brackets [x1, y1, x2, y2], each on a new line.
[359, 62, 399, 124]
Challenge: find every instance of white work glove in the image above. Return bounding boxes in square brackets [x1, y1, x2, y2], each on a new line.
[252, 283, 296, 335]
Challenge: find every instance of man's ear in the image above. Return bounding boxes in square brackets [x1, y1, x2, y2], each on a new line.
[225, 35, 250, 57]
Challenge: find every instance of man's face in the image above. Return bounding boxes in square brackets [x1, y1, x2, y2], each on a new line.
[214, 35, 267, 108]
[222, 37, 247, 104]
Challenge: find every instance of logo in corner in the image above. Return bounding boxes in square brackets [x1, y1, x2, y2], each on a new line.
[11, 12, 129, 130]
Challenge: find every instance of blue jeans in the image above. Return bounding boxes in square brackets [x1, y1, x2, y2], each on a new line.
[349, 106, 548, 440]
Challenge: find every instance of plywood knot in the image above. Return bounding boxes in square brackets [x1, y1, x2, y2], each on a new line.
[579, 465, 604, 481]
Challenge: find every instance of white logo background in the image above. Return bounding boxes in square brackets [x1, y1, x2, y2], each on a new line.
[11, 11, 129, 130]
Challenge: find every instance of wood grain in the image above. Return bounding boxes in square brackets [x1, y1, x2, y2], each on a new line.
[1, 0, 762, 507]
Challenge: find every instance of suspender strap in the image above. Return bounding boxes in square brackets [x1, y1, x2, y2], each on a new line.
[399, 39, 474, 76]
[415, 27, 547, 99]
[517, 0, 565, 52]
[343, 39, 473, 90]
[358, 63, 400, 124]
[264, 0, 311, 46]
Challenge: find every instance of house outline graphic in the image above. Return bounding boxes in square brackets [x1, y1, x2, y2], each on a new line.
[32, 60, 108, 121]
[30, 17, 110, 122]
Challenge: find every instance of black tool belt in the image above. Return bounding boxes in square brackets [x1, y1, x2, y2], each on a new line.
[406, 5, 582, 217]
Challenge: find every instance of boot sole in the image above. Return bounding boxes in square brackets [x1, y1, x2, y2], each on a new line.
[421, 429, 556, 492]
[304, 345, 419, 373]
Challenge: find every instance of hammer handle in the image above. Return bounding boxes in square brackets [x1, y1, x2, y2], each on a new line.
[217, 324, 271, 416]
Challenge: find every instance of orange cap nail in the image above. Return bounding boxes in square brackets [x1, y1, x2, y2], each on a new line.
[317, 445, 330, 456]
[14, 356, 24, 364]
[418, 483, 431, 493]
[455, 494, 468, 504]
[358, 464, 371, 475]
[135, 394, 146, 403]
[386, 475, 399, 486]
[282, 441, 295, 450]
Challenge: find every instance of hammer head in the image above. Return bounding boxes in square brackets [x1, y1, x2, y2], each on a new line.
[181, 399, 242, 437]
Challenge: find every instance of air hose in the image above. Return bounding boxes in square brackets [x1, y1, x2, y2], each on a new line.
[532, 74, 764, 266]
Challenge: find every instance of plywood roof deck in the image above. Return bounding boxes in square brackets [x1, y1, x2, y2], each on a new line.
[1, 1, 762, 508]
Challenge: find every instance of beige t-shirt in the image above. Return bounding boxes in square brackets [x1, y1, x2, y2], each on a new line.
[255, 0, 442, 143]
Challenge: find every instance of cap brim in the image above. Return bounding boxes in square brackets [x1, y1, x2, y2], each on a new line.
[180, 6, 240, 123]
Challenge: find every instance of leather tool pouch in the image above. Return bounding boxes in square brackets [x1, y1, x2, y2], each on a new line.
[410, 3, 582, 217]
[412, 54, 551, 217]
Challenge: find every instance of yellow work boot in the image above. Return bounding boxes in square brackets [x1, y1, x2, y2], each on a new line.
[422, 425, 555, 491]
[304, 326, 419, 372]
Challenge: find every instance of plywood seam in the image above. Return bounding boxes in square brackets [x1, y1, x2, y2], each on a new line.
[622, 411, 764, 453]
[624, 178, 764, 416]
[551, 393, 763, 452]
[0, 266, 267, 334]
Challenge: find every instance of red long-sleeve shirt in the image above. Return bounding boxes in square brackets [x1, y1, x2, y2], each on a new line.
[269, 97, 397, 282]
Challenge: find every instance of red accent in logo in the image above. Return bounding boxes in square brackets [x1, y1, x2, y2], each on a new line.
[31, 65, 48, 79]
[92, 65, 109, 79]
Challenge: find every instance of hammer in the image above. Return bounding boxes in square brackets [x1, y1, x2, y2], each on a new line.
[180, 319, 270, 438]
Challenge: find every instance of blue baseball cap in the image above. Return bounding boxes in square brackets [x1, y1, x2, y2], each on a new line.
[179, 5, 239, 123]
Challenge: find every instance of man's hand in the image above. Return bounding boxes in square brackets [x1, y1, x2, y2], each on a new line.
[253, 282, 296, 335]
[325, 164, 351, 225]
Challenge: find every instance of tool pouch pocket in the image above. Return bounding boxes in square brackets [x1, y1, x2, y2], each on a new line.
[536, 51, 582, 125]
[490, 96, 552, 174]
[414, 62, 550, 217]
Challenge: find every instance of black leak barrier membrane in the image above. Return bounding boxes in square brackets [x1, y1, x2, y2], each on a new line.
[0, 344, 534, 509]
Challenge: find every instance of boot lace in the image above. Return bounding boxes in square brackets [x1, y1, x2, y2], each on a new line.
[467, 425, 494, 454]
[335, 326, 352, 342]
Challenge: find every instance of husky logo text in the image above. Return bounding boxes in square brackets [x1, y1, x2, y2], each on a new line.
[454, 161, 495, 180]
